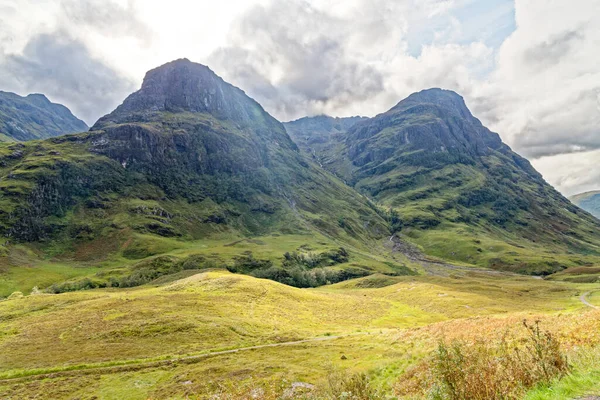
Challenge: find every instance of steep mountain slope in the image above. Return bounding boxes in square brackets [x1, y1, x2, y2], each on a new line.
[0, 91, 87, 141]
[291, 89, 600, 274]
[570, 190, 600, 219]
[284, 115, 366, 167]
[0, 59, 388, 266]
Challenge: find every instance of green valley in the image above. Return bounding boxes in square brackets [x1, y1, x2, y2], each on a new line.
[0, 59, 599, 400]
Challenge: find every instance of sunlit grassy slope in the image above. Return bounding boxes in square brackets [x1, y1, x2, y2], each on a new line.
[0, 231, 420, 297]
[1, 269, 598, 399]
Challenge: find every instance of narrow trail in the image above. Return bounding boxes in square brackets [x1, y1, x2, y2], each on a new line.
[580, 291, 599, 309]
[388, 234, 526, 278]
[0, 333, 368, 384]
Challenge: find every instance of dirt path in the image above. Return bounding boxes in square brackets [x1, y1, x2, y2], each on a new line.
[0, 333, 366, 384]
[580, 291, 599, 309]
[388, 235, 524, 278]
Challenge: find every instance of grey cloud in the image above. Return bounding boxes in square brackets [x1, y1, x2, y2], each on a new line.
[60, 0, 154, 46]
[208, 1, 385, 121]
[0, 32, 136, 124]
[531, 148, 600, 196]
[511, 89, 600, 158]
[523, 30, 583, 67]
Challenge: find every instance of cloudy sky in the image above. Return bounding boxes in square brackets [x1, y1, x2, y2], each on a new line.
[0, 0, 598, 196]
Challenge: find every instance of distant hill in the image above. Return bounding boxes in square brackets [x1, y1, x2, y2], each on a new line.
[0, 91, 88, 141]
[288, 88, 600, 274]
[284, 115, 366, 167]
[570, 191, 600, 219]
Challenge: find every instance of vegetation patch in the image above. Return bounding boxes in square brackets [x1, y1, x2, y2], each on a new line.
[396, 321, 571, 399]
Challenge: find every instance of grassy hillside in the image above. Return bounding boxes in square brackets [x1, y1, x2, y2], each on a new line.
[0, 91, 88, 142]
[0, 230, 420, 298]
[290, 89, 600, 275]
[0, 60, 395, 296]
[2, 61, 600, 399]
[0, 270, 599, 399]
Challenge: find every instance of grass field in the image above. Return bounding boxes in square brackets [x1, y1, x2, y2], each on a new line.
[0, 231, 410, 297]
[1, 265, 599, 399]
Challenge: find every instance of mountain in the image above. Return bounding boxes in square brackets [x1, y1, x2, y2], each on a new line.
[0, 59, 388, 268]
[0, 91, 88, 141]
[289, 88, 600, 274]
[284, 115, 367, 167]
[2, 62, 599, 289]
[570, 190, 600, 219]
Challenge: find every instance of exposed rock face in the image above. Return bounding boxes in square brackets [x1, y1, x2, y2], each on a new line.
[0, 91, 88, 141]
[285, 115, 367, 141]
[93, 58, 284, 132]
[346, 89, 530, 172]
[288, 88, 600, 274]
[0, 60, 388, 246]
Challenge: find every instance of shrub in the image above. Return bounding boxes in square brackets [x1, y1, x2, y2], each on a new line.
[324, 369, 383, 400]
[238, 247, 358, 288]
[396, 320, 570, 400]
[227, 253, 273, 273]
[47, 253, 223, 293]
[282, 247, 349, 269]
[388, 208, 403, 233]
[250, 264, 369, 288]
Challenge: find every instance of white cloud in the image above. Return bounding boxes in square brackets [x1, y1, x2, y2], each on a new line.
[532, 149, 600, 197]
[477, 0, 600, 159]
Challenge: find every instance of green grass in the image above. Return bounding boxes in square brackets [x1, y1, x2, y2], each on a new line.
[290, 101, 600, 275]
[0, 231, 412, 298]
[525, 348, 600, 399]
[0, 268, 598, 399]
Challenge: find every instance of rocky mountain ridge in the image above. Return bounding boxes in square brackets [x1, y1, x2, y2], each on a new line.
[0, 91, 88, 141]
[1, 61, 599, 278]
[287, 88, 600, 274]
[0, 59, 387, 255]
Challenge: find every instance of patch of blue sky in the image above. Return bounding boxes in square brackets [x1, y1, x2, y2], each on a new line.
[406, 0, 516, 57]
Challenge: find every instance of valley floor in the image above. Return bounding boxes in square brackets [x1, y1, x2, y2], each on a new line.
[1, 265, 599, 399]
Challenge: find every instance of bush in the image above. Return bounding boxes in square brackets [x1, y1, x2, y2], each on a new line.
[324, 369, 383, 400]
[232, 247, 360, 288]
[388, 208, 403, 233]
[227, 253, 273, 273]
[47, 254, 223, 293]
[397, 320, 570, 400]
[282, 247, 349, 269]
[251, 266, 368, 288]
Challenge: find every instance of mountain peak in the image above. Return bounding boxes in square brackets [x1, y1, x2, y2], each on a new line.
[92, 59, 269, 129]
[392, 88, 472, 120]
[25, 93, 51, 103]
